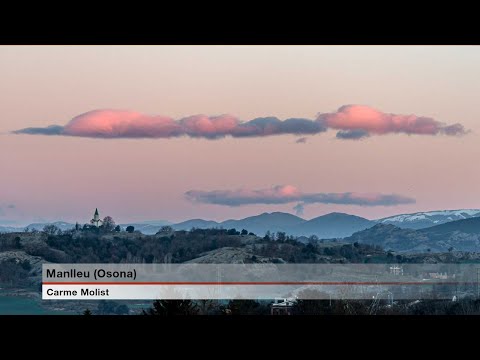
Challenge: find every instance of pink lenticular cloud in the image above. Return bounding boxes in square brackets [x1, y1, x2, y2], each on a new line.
[185, 185, 415, 209]
[63, 110, 182, 138]
[185, 185, 303, 206]
[317, 105, 468, 136]
[15, 110, 328, 139]
[14, 106, 468, 139]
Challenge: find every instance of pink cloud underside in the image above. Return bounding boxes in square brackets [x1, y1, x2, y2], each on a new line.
[63, 110, 182, 138]
[17, 106, 467, 139]
[317, 105, 467, 136]
[185, 185, 415, 207]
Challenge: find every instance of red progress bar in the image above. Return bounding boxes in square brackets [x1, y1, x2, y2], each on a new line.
[42, 281, 477, 285]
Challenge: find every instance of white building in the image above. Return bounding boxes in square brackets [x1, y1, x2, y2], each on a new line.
[90, 208, 103, 227]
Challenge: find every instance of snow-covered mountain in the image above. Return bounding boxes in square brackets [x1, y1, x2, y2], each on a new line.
[377, 209, 480, 229]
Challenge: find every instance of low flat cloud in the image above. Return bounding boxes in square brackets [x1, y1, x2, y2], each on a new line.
[13, 106, 468, 140]
[185, 185, 415, 211]
[14, 110, 327, 139]
[318, 105, 468, 137]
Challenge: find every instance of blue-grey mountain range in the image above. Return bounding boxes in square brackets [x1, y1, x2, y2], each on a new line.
[3, 209, 479, 240]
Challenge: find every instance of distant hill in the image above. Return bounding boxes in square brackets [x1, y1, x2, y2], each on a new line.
[10, 208, 480, 239]
[172, 219, 221, 231]
[119, 220, 172, 235]
[289, 212, 374, 238]
[184, 247, 285, 264]
[25, 221, 75, 232]
[122, 220, 172, 226]
[419, 216, 480, 235]
[221, 212, 304, 236]
[171, 212, 373, 239]
[345, 217, 480, 253]
[0, 212, 375, 238]
[172, 212, 304, 236]
[0, 225, 21, 233]
[377, 209, 480, 229]
[345, 224, 429, 252]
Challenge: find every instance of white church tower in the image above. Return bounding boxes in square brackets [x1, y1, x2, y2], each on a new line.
[90, 208, 103, 227]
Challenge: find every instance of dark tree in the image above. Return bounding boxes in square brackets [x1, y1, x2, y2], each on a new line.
[114, 225, 121, 232]
[83, 309, 92, 315]
[158, 226, 173, 234]
[102, 216, 116, 232]
[14, 237, 21, 249]
[227, 228, 239, 235]
[43, 224, 61, 236]
[143, 299, 199, 316]
[126, 225, 135, 233]
[241, 229, 248, 236]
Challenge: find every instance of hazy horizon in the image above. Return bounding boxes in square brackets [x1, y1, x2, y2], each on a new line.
[5, 207, 480, 229]
[1, 46, 480, 226]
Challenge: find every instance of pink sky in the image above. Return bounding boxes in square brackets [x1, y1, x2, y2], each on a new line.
[1, 46, 480, 225]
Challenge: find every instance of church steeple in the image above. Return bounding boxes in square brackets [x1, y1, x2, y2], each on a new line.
[91, 208, 102, 227]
